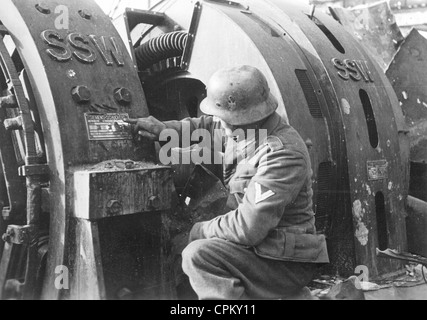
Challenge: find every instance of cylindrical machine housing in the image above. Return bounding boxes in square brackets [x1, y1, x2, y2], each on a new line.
[136, 0, 410, 278]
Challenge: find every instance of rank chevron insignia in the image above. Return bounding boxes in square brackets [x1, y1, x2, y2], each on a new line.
[255, 182, 275, 204]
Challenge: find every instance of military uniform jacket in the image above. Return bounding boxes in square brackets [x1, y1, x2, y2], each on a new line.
[165, 113, 329, 263]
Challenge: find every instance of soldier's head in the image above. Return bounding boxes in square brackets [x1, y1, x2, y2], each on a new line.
[200, 65, 278, 136]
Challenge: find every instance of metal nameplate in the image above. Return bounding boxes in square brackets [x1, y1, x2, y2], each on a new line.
[367, 160, 388, 181]
[85, 113, 132, 141]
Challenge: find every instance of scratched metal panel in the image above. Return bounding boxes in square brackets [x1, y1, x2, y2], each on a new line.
[8, 0, 153, 166]
[386, 28, 427, 164]
[330, 1, 404, 72]
[212, 6, 332, 163]
[213, 3, 335, 227]
[182, 2, 333, 224]
[386, 28, 427, 204]
[157, 0, 408, 277]
[270, 0, 408, 278]
[0, 0, 157, 299]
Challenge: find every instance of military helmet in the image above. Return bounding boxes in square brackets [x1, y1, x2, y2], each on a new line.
[200, 65, 278, 126]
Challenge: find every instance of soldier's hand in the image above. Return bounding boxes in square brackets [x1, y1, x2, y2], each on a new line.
[124, 116, 167, 141]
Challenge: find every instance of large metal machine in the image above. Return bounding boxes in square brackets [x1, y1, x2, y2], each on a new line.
[0, 0, 423, 300]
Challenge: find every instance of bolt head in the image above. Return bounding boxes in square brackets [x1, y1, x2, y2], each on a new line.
[107, 200, 123, 216]
[114, 88, 132, 105]
[72, 86, 91, 104]
[148, 196, 161, 210]
[35, 3, 51, 14]
[125, 161, 135, 170]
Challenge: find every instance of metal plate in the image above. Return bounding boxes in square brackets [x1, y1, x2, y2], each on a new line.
[85, 113, 132, 141]
[367, 160, 389, 181]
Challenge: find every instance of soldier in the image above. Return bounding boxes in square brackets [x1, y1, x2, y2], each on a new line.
[126, 65, 329, 300]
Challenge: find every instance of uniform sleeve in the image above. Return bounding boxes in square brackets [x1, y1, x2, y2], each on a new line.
[190, 147, 308, 246]
[163, 116, 216, 147]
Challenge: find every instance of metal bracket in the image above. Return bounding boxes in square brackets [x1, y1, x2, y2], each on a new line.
[181, 2, 202, 71]
[4, 116, 23, 131]
[18, 164, 49, 177]
[0, 94, 17, 109]
[2, 225, 33, 245]
[125, 9, 166, 29]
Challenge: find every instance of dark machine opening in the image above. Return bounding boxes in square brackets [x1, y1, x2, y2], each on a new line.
[375, 191, 388, 251]
[314, 161, 334, 234]
[295, 69, 323, 119]
[309, 16, 346, 54]
[409, 162, 427, 202]
[143, 71, 206, 122]
[360, 89, 379, 149]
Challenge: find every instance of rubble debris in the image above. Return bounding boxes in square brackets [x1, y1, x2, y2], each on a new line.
[386, 28, 427, 164]
[329, 1, 404, 71]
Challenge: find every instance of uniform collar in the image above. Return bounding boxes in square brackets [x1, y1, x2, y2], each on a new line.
[233, 112, 282, 158]
[232, 112, 281, 142]
[261, 112, 281, 137]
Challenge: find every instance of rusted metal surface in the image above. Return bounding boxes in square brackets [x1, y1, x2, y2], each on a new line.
[2, 225, 33, 245]
[0, 96, 26, 221]
[282, 5, 408, 278]
[137, 0, 410, 280]
[0, 0, 416, 299]
[406, 196, 427, 257]
[0, 0, 165, 300]
[0, 242, 12, 300]
[330, 1, 404, 71]
[386, 28, 427, 164]
[0, 27, 47, 300]
[386, 28, 427, 203]
[0, 64, 26, 222]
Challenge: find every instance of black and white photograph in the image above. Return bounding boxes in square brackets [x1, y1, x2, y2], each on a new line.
[0, 0, 426, 304]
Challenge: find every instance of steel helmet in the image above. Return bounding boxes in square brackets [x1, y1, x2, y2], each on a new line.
[200, 65, 278, 126]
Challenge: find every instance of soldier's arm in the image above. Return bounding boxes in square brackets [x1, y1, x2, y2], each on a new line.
[125, 115, 217, 146]
[189, 145, 308, 246]
[163, 116, 217, 147]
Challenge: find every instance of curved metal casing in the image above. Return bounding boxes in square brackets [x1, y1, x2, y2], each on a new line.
[0, 0, 166, 299]
[141, 0, 410, 278]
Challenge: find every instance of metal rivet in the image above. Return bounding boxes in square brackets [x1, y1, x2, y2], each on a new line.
[78, 9, 92, 20]
[35, 3, 51, 14]
[148, 196, 161, 210]
[114, 88, 132, 105]
[125, 161, 135, 170]
[67, 69, 77, 79]
[107, 200, 123, 216]
[71, 86, 91, 104]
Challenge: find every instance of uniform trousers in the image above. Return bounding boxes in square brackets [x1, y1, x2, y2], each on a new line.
[182, 238, 317, 300]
